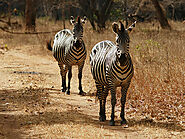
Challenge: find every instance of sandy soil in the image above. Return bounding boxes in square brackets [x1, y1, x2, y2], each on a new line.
[0, 41, 184, 139]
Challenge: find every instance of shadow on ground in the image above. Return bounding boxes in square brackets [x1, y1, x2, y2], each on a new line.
[0, 88, 184, 138]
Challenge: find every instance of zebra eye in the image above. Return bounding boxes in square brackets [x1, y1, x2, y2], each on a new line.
[126, 39, 130, 43]
[117, 50, 121, 56]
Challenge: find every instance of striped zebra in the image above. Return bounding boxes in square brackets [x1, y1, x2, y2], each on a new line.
[90, 21, 136, 126]
[47, 16, 87, 95]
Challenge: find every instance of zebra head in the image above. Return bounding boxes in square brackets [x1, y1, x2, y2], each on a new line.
[70, 16, 86, 43]
[112, 21, 136, 59]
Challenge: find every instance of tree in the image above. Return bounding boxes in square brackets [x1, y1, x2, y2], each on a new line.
[123, 0, 128, 27]
[151, 0, 171, 29]
[0, 0, 15, 26]
[25, 0, 37, 32]
[78, 0, 113, 31]
[42, 0, 78, 29]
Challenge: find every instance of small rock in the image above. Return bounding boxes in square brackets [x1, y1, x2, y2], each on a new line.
[87, 99, 92, 102]
[171, 132, 180, 136]
[39, 111, 44, 115]
[34, 111, 39, 115]
[4, 116, 8, 119]
[27, 121, 32, 124]
[123, 124, 129, 128]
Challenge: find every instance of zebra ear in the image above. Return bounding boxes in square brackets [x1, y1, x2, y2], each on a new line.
[119, 21, 125, 32]
[112, 22, 119, 34]
[126, 21, 137, 33]
[70, 16, 75, 25]
[81, 16, 87, 24]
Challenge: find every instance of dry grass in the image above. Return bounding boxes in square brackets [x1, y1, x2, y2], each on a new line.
[0, 17, 184, 138]
[127, 20, 185, 127]
[80, 19, 183, 128]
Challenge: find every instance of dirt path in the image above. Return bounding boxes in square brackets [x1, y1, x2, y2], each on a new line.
[0, 45, 184, 139]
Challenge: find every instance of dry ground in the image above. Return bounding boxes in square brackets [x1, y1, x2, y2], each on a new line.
[0, 18, 184, 138]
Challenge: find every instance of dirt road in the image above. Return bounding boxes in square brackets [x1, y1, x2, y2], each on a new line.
[0, 42, 184, 139]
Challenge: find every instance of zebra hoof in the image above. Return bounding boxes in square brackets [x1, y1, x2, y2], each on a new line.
[65, 90, 70, 95]
[120, 120, 127, 125]
[99, 116, 106, 122]
[109, 120, 115, 126]
[79, 91, 86, 96]
[61, 87, 66, 92]
[120, 119, 127, 125]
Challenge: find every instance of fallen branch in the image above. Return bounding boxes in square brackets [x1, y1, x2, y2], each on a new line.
[0, 19, 8, 24]
[0, 26, 61, 34]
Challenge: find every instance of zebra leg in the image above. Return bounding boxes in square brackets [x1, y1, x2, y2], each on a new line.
[66, 66, 72, 95]
[96, 83, 105, 122]
[58, 63, 67, 92]
[120, 82, 130, 125]
[78, 62, 86, 95]
[110, 85, 116, 126]
[101, 86, 109, 121]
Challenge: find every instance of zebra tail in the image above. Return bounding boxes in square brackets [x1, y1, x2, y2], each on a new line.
[46, 40, 52, 51]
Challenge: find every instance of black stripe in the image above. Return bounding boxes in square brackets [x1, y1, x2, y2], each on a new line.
[111, 65, 133, 81]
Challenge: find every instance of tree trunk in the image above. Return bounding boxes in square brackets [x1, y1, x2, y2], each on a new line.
[25, 0, 36, 32]
[96, 13, 106, 30]
[89, 19, 96, 30]
[96, 0, 113, 31]
[123, 0, 128, 28]
[151, 0, 171, 30]
[62, 7, 65, 29]
[78, 0, 113, 31]
[7, 2, 11, 26]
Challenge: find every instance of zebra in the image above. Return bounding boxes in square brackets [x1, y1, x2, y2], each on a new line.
[47, 16, 87, 95]
[90, 21, 136, 126]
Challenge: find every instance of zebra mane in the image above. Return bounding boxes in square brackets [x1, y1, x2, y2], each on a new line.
[77, 16, 80, 24]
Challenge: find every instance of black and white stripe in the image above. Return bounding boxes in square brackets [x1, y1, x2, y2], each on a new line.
[47, 16, 87, 95]
[90, 21, 136, 126]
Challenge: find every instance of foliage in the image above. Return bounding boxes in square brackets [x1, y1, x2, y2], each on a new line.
[110, 2, 123, 21]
